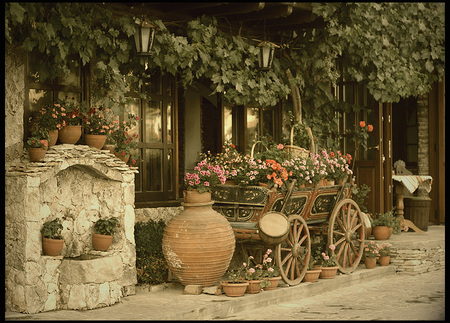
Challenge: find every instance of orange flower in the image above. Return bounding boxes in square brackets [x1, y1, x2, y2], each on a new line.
[359, 121, 366, 128]
[368, 125, 373, 132]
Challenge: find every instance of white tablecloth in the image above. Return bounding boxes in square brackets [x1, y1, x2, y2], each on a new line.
[392, 175, 433, 194]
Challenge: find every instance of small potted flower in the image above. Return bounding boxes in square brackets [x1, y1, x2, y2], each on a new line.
[261, 249, 282, 290]
[92, 217, 120, 251]
[27, 131, 49, 162]
[109, 113, 140, 163]
[363, 241, 379, 269]
[83, 106, 115, 150]
[29, 104, 63, 146]
[41, 218, 64, 256]
[372, 209, 396, 240]
[183, 159, 227, 203]
[221, 262, 249, 297]
[302, 252, 322, 283]
[377, 243, 391, 266]
[57, 96, 83, 144]
[318, 244, 339, 279]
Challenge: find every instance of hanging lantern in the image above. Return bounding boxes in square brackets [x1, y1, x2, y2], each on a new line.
[258, 41, 279, 71]
[134, 20, 157, 56]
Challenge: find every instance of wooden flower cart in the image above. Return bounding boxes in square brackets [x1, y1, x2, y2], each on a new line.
[211, 177, 366, 286]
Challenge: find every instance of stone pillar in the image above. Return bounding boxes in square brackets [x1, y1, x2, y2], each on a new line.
[416, 93, 429, 197]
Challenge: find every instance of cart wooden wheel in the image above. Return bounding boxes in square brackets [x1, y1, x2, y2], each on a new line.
[275, 214, 311, 286]
[328, 198, 365, 274]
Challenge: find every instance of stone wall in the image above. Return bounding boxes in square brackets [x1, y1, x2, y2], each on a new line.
[135, 206, 183, 224]
[416, 93, 429, 176]
[4, 44, 26, 162]
[5, 144, 138, 313]
[391, 246, 445, 275]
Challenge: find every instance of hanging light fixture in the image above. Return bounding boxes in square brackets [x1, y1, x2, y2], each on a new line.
[258, 41, 279, 70]
[134, 18, 157, 56]
[257, 19, 279, 71]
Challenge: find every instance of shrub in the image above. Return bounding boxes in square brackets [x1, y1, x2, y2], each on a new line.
[135, 220, 169, 285]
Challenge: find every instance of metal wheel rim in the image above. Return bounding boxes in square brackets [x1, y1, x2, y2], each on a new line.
[328, 198, 365, 274]
[276, 215, 310, 286]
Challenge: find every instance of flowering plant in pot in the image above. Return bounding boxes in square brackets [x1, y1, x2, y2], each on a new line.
[27, 131, 49, 161]
[372, 209, 397, 240]
[317, 244, 339, 279]
[83, 106, 116, 149]
[199, 142, 244, 183]
[363, 241, 379, 269]
[108, 113, 140, 163]
[282, 156, 311, 187]
[221, 262, 249, 297]
[57, 96, 84, 144]
[92, 217, 120, 251]
[242, 256, 270, 293]
[377, 242, 392, 266]
[261, 249, 282, 290]
[28, 104, 63, 146]
[233, 155, 267, 186]
[41, 218, 64, 256]
[183, 159, 227, 202]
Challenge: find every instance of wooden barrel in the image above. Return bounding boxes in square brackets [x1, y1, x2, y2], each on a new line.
[404, 196, 431, 231]
[258, 211, 289, 245]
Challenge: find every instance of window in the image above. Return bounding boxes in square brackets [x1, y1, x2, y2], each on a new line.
[127, 70, 178, 207]
[223, 103, 280, 154]
[25, 54, 87, 139]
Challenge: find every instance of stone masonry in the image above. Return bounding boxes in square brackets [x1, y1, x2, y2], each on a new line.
[5, 144, 138, 313]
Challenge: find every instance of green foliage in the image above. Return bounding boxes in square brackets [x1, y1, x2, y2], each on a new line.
[94, 217, 119, 236]
[372, 209, 398, 229]
[352, 184, 372, 213]
[135, 220, 169, 285]
[41, 218, 63, 240]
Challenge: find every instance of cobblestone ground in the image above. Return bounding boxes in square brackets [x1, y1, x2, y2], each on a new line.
[221, 267, 445, 321]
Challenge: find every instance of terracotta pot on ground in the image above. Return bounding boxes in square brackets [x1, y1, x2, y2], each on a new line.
[319, 266, 339, 279]
[58, 125, 82, 144]
[114, 151, 130, 163]
[29, 148, 46, 162]
[378, 255, 391, 266]
[364, 257, 377, 269]
[42, 238, 64, 256]
[85, 134, 107, 150]
[220, 281, 249, 297]
[48, 129, 58, 147]
[302, 269, 322, 283]
[245, 280, 262, 294]
[162, 190, 235, 287]
[92, 233, 113, 251]
[264, 276, 282, 290]
[372, 226, 391, 240]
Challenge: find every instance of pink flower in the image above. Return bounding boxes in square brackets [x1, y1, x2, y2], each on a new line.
[277, 144, 284, 149]
[329, 244, 336, 251]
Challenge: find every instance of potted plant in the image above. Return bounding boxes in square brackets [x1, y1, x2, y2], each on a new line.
[242, 256, 270, 294]
[41, 218, 64, 256]
[377, 243, 392, 266]
[363, 241, 379, 269]
[261, 248, 282, 290]
[317, 244, 339, 279]
[108, 113, 140, 163]
[220, 262, 249, 297]
[92, 217, 119, 251]
[27, 131, 49, 162]
[29, 103, 64, 147]
[372, 209, 396, 240]
[302, 251, 322, 283]
[57, 96, 84, 144]
[83, 106, 115, 149]
[183, 159, 227, 203]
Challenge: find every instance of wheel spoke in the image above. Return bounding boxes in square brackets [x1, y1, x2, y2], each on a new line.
[341, 243, 349, 267]
[334, 236, 346, 247]
[336, 215, 346, 231]
[347, 244, 354, 267]
[298, 234, 307, 246]
[350, 223, 363, 233]
[340, 208, 347, 229]
[292, 219, 298, 243]
[289, 258, 296, 280]
[346, 204, 353, 226]
[295, 223, 304, 242]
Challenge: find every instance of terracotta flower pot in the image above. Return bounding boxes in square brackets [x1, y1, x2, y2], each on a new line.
[114, 151, 130, 163]
[220, 281, 249, 297]
[378, 255, 391, 266]
[372, 226, 391, 240]
[85, 134, 107, 150]
[58, 125, 82, 144]
[48, 129, 58, 147]
[103, 144, 116, 154]
[245, 280, 262, 294]
[319, 266, 339, 279]
[364, 257, 377, 269]
[183, 190, 211, 204]
[29, 147, 46, 162]
[264, 276, 282, 290]
[42, 237, 64, 256]
[302, 269, 322, 283]
[92, 233, 113, 251]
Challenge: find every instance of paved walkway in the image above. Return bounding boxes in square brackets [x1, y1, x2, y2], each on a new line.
[5, 225, 445, 321]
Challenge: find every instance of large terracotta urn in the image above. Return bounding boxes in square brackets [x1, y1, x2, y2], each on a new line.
[58, 125, 82, 144]
[162, 190, 236, 287]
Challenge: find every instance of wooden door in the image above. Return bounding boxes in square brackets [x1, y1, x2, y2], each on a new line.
[353, 102, 393, 215]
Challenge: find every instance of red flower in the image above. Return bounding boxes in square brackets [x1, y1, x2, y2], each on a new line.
[230, 144, 235, 148]
[368, 125, 373, 132]
[359, 121, 366, 128]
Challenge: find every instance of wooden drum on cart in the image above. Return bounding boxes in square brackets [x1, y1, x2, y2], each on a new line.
[258, 211, 289, 245]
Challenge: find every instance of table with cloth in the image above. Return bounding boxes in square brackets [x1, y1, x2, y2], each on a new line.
[392, 175, 433, 233]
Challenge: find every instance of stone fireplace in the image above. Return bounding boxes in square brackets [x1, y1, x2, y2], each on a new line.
[5, 144, 138, 313]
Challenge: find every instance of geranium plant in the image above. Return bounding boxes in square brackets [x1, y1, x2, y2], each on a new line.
[29, 103, 64, 132]
[261, 249, 280, 278]
[233, 155, 266, 186]
[363, 241, 380, 258]
[320, 244, 338, 267]
[378, 243, 391, 257]
[200, 142, 243, 182]
[83, 106, 116, 135]
[27, 132, 49, 149]
[184, 159, 227, 193]
[57, 96, 83, 126]
[109, 113, 140, 158]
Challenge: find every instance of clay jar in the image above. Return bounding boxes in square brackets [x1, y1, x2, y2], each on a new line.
[162, 190, 235, 287]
